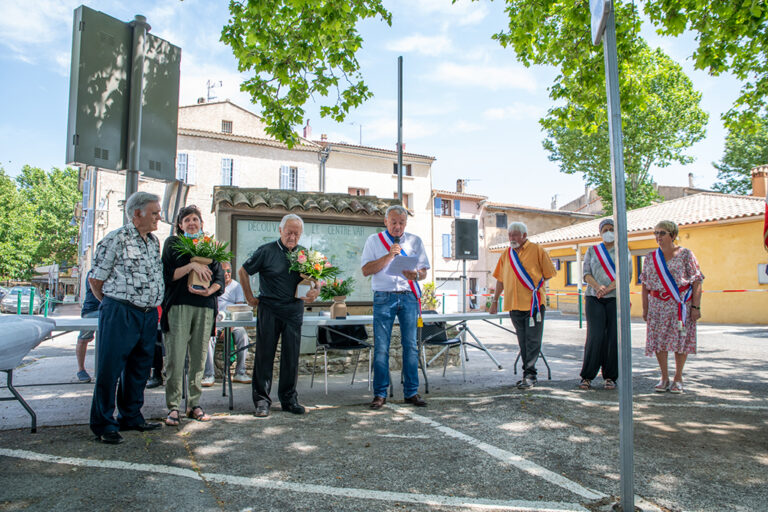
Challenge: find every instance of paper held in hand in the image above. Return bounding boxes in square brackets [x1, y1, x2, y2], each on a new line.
[385, 255, 419, 277]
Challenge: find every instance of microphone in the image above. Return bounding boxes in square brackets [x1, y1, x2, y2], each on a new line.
[392, 236, 400, 244]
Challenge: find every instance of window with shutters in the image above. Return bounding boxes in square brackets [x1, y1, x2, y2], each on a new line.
[349, 187, 368, 196]
[176, 153, 188, 183]
[392, 163, 412, 176]
[221, 120, 233, 133]
[280, 165, 306, 190]
[221, 158, 234, 186]
[440, 199, 452, 216]
[442, 234, 452, 259]
[394, 192, 413, 209]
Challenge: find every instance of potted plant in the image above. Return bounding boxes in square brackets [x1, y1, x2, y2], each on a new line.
[319, 277, 355, 318]
[287, 248, 340, 298]
[421, 282, 439, 312]
[172, 234, 234, 290]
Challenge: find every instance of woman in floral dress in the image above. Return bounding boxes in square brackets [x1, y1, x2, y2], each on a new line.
[641, 220, 704, 394]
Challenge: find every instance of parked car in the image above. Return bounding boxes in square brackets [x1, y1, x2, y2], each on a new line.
[0, 287, 43, 314]
[0, 287, 8, 300]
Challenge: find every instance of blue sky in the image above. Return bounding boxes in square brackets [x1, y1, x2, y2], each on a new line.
[0, 0, 744, 209]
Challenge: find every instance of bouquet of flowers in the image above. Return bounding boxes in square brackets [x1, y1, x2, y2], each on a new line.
[319, 277, 355, 301]
[286, 248, 339, 281]
[172, 234, 234, 263]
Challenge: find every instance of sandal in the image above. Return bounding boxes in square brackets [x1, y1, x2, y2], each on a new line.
[186, 406, 212, 422]
[578, 379, 592, 390]
[604, 379, 616, 390]
[670, 380, 684, 394]
[165, 409, 180, 427]
[654, 379, 670, 393]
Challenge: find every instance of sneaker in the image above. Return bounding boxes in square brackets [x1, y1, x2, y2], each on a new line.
[516, 376, 537, 389]
[77, 370, 92, 383]
[201, 376, 215, 387]
[145, 376, 163, 389]
[232, 372, 252, 384]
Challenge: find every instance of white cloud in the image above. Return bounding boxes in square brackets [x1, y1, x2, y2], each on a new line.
[410, 0, 489, 26]
[386, 34, 453, 56]
[430, 62, 536, 91]
[483, 103, 543, 121]
[0, 0, 71, 63]
[450, 120, 484, 134]
[362, 116, 439, 142]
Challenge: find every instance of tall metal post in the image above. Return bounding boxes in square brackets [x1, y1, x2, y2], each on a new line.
[125, 15, 149, 209]
[603, 5, 634, 510]
[397, 56, 403, 202]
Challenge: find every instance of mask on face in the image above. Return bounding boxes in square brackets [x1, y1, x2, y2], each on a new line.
[601, 231, 615, 244]
[184, 231, 203, 239]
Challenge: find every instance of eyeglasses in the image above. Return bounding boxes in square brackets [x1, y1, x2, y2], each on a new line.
[223, 269, 232, 274]
[653, 230, 669, 237]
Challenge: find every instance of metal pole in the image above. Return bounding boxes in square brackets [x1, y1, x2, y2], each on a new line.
[397, 56, 403, 202]
[576, 244, 583, 328]
[125, 15, 149, 209]
[603, 5, 634, 510]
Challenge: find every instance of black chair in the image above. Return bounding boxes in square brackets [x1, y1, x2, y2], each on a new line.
[418, 311, 466, 393]
[311, 324, 371, 394]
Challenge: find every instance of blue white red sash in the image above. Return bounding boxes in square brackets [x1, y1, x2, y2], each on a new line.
[592, 243, 616, 282]
[378, 231, 423, 320]
[651, 248, 693, 332]
[508, 246, 544, 326]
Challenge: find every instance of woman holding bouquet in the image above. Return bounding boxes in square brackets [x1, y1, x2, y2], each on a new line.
[161, 205, 225, 426]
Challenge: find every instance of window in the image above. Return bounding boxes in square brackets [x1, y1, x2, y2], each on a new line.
[635, 255, 644, 284]
[279, 165, 306, 191]
[495, 213, 507, 229]
[394, 192, 413, 209]
[392, 163, 412, 176]
[221, 158, 234, 186]
[348, 187, 368, 196]
[442, 234, 452, 258]
[441, 199, 452, 216]
[565, 260, 578, 286]
[176, 153, 188, 182]
[221, 120, 233, 133]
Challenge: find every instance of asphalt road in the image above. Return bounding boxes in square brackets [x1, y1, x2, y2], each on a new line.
[1, 312, 766, 512]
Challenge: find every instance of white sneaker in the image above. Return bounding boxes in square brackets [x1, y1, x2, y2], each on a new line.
[201, 376, 215, 387]
[233, 372, 252, 384]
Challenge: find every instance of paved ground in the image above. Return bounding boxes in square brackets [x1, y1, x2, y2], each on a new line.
[1, 307, 766, 512]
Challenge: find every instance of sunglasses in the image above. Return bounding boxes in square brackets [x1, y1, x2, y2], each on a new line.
[223, 269, 232, 274]
[653, 230, 669, 237]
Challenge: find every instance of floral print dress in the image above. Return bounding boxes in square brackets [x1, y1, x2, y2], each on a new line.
[640, 247, 704, 355]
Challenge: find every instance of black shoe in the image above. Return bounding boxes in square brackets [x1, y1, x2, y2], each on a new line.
[404, 394, 427, 407]
[145, 376, 162, 389]
[281, 402, 306, 415]
[97, 431, 124, 444]
[120, 422, 162, 432]
[254, 404, 270, 418]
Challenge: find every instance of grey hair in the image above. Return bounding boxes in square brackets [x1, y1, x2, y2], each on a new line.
[124, 191, 160, 220]
[279, 213, 304, 231]
[385, 205, 408, 219]
[508, 221, 528, 235]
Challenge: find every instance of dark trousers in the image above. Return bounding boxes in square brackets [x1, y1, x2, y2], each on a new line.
[90, 297, 157, 435]
[509, 306, 546, 378]
[152, 331, 164, 376]
[251, 305, 301, 407]
[580, 296, 618, 381]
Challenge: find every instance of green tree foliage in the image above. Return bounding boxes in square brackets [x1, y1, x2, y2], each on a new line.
[0, 169, 37, 280]
[493, 2, 707, 211]
[712, 116, 768, 195]
[15, 166, 80, 270]
[541, 44, 708, 213]
[221, 0, 391, 147]
[645, 0, 768, 132]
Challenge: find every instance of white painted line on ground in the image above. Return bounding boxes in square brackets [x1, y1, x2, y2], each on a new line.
[430, 393, 768, 412]
[0, 448, 589, 512]
[386, 404, 607, 502]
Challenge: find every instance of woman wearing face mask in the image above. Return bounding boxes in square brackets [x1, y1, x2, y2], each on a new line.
[161, 205, 225, 425]
[641, 220, 704, 394]
[579, 218, 627, 390]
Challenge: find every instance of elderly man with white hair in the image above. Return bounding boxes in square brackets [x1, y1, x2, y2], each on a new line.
[88, 191, 164, 444]
[490, 221, 556, 389]
[239, 213, 319, 418]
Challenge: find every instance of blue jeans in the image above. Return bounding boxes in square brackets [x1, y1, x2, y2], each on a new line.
[373, 291, 420, 398]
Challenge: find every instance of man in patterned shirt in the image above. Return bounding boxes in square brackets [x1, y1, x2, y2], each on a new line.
[88, 191, 165, 444]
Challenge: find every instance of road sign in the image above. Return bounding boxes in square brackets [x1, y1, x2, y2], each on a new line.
[590, 0, 611, 45]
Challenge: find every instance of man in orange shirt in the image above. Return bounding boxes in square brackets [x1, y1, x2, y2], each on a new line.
[490, 221, 556, 389]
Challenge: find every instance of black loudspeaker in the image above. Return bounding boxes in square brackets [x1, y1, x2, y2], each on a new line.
[454, 219, 479, 260]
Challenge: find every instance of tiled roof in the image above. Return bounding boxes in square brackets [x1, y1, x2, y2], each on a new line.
[433, 189, 488, 200]
[485, 201, 596, 218]
[213, 187, 399, 216]
[178, 128, 318, 152]
[511, 192, 766, 248]
[314, 140, 435, 161]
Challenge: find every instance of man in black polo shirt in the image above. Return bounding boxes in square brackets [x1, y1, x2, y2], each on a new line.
[239, 213, 319, 418]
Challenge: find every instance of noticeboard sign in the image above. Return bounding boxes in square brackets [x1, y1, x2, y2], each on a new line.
[590, 0, 611, 45]
[65, 5, 180, 182]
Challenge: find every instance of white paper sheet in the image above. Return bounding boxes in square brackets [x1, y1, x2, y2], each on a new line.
[385, 255, 419, 277]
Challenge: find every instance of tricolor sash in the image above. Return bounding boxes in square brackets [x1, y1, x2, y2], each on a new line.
[651, 248, 693, 332]
[508, 247, 544, 326]
[378, 231, 423, 324]
[592, 243, 616, 282]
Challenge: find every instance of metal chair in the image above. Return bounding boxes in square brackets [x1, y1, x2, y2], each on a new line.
[418, 312, 466, 394]
[311, 324, 372, 394]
